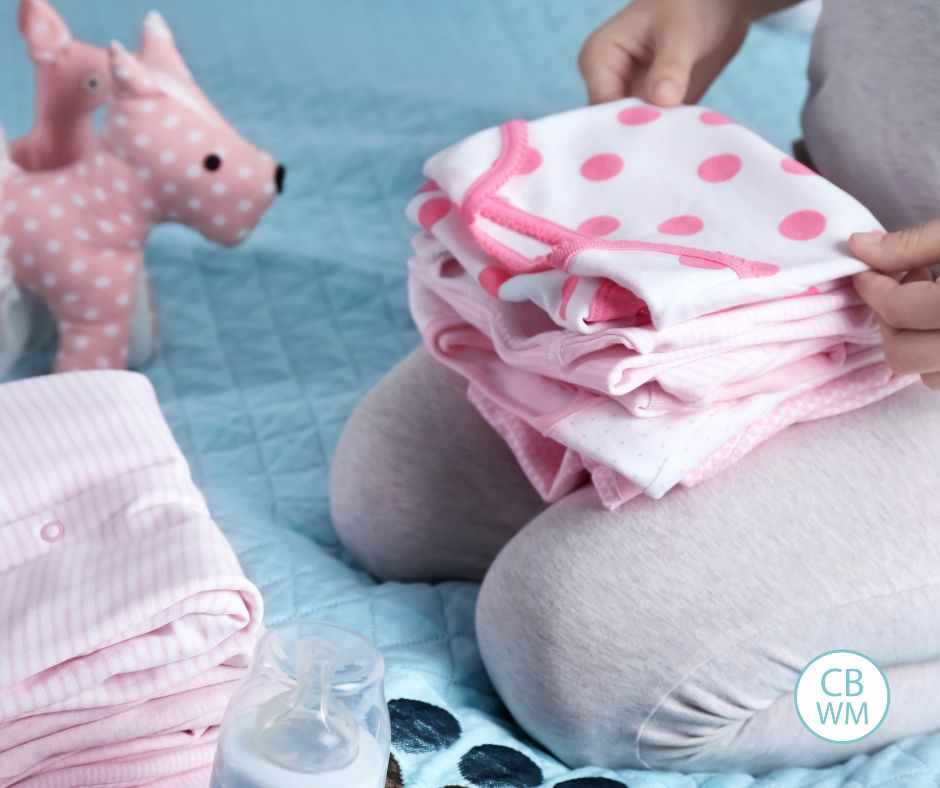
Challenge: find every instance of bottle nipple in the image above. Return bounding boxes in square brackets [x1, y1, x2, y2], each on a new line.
[253, 637, 360, 773]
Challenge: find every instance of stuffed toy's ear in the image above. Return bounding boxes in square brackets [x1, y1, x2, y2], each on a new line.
[18, 0, 72, 64]
[139, 11, 193, 80]
[109, 40, 162, 100]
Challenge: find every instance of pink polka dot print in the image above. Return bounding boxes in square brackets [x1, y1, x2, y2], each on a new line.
[581, 153, 623, 181]
[678, 254, 724, 271]
[587, 279, 650, 324]
[418, 197, 452, 230]
[518, 147, 543, 175]
[617, 105, 660, 125]
[748, 260, 782, 277]
[699, 110, 733, 125]
[780, 157, 815, 176]
[479, 266, 511, 297]
[779, 210, 826, 240]
[679, 254, 779, 279]
[697, 154, 741, 183]
[559, 275, 579, 320]
[791, 285, 821, 298]
[658, 215, 703, 235]
[578, 215, 620, 237]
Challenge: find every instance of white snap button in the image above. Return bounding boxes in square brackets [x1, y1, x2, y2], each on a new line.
[40, 521, 64, 542]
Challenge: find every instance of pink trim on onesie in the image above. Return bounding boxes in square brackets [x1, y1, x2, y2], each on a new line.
[458, 118, 782, 323]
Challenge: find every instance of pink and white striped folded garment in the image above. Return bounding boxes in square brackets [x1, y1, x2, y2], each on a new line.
[405, 99, 915, 508]
[0, 370, 263, 787]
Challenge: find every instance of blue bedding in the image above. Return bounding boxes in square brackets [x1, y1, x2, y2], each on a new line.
[2, 2, 938, 785]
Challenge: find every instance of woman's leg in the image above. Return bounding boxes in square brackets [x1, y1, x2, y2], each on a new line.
[476, 383, 940, 773]
[330, 345, 545, 582]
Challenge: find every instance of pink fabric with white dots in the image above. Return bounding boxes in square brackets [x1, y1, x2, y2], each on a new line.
[10, 0, 111, 173]
[406, 99, 914, 508]
[0, 12, 278, 373]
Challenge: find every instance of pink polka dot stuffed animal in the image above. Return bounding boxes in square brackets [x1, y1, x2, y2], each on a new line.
[8, 0, 165, 371]
[10, 0, 111, 172]
[0, 12, 283, 373]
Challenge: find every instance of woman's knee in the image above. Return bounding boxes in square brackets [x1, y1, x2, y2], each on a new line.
[329, 346, 456, 581]
[475, 487, 660, 769]
[476, 512, 769, 772]
[330, 345, 543, 581]
[329, 397, 411, 581]
[477, 480, 940, 773]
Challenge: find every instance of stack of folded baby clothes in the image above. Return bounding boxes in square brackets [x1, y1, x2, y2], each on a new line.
[406, 99, 913, 509]
[0, 371, 262, 787]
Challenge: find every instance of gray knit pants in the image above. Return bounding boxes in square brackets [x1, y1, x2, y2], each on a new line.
[330, 346, 940, 773]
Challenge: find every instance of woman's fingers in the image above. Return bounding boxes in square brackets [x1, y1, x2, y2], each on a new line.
[854, 268, 940, 374]
[849, 219, 940, 273]
[578, 34, 637, 104]
[853, 270, 940, 330]
[579, 4, 701, 107]
[902, 267, 935, 285]
[645, 21, 698, 105]
[851, 221, 940, 383]
[878, 321, 940, 375]
[921, 371, 940, 390]
[578, 7, 649, 105]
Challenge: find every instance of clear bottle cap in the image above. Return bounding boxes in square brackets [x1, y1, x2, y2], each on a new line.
[253, 637, 359, 772]
[210, 620, 390, 788]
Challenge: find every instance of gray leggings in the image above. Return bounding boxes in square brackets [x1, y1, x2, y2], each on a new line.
[329, 346, 940, 774]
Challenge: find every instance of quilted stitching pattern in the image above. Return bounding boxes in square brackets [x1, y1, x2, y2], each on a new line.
[2, 2, 937, 785]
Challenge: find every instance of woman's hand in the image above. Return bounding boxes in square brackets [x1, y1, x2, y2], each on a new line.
[577, 0, 745, 106]
[851, 221, 940, 388]
[578, 0, 802, 106]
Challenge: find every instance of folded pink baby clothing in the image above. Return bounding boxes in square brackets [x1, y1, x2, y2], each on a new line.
[405, 99, 915, 508]
[0, 370, 263, 787]
[408, 232, 884, 415]
[409, 252, 908, 504]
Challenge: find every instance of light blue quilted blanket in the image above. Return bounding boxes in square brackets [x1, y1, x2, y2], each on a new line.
[2, 2, 938, 786]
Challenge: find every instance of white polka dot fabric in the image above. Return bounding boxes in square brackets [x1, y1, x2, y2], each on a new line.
[406, 99, 914, 508]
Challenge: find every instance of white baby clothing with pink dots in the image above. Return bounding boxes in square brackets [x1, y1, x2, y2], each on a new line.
[405, 99, 914, 508]
[412, 101, 886, 332]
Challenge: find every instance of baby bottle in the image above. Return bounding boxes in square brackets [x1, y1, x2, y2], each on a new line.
[210, 620, 390, 788]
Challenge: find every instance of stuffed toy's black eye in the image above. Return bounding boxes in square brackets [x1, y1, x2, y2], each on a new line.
[203, 154, 222, 172]
[83, 74, 101, 92]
